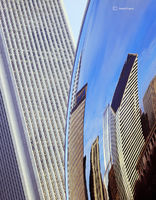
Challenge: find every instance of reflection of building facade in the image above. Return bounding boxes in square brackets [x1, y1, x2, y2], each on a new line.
[141, 112, 151, 140]
[111, 54, 145, 199]
[103, 105, 115, 199]
[136, 122, 156, 180]
[70, 53, 82, 110]
[103, 182, 109, 200]
[0, 1, 74, 199]
[135, 122, 156, 199]
[83, 156, 88, 200]
[68, 84, 87, 200]
[103, 105, 125, 200]
[90, 136, 104, 200]
[108, 165, 119, 200]
[143, 76, 156, 129]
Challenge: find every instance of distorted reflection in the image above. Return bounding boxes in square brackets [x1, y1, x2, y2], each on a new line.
[66, 0, 156, 199]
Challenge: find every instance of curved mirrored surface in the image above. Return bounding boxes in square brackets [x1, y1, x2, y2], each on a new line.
[66, 0, 156, 199]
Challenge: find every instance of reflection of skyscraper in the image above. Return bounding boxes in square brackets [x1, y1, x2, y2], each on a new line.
[135, 122, 156, 200]
[103, 105, 124, 200]
[68, 84, 87, 200]
[143, 76, 156, 129]
[83, 156, 89, 200]
[111, 54, 145, 199]
[140, 112, 150, 140]
[0, 1, 74, 199]
[108, 165, 119, 200]
[90, 136, 104, 200]
[103, 105, 114, 199]
[103, 105, 112, 174]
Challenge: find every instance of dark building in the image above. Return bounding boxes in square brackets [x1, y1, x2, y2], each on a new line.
[89, 137, 105, 200]
[108, 165, 120, 200]
[143, 76, 156, 129]
[135, 123, 156, 200]
[68, 84, 88, 200]
[83, 156, 88, 200]
[136, 122, 156, 181]
[141, 112, 151, 140]
[111, 54, 137, 113]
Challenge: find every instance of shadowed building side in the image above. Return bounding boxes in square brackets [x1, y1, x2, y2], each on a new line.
[111, 54, 136, 113]
[89, 136, 105, 200]
[140, 112, 151, 140]
[135, 122, 156, 200]
[143, 76, 156, 129]
[68, 84, 87, 200]
[83, 156, 88, 200]
[108, 165, 120, 200]
[0, 89, 26, 200]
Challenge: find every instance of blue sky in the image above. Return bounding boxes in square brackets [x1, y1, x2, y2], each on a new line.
[63, 0, 88, 44]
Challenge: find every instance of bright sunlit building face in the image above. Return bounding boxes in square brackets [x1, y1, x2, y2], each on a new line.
[0, 0, 74, 199]
[111, 54, 145, 199]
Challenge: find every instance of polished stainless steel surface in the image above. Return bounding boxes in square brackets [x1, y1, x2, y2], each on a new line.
[66, 0, 156, 199]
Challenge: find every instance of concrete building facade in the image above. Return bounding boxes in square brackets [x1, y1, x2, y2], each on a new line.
[0, 0, 75, 199]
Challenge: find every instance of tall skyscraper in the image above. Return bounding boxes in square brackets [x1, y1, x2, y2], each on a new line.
[68, 84, 87, 200]
[103, 105, 113, 199]
[89, 136, 104, 200]
[103, 104, 121, 199]
[111, 54, 145, 199]
[143, 76, 156, 129]
[0, 89, 26, 200]
[103, 105, 125, 200]
[0, 0, 75, 199]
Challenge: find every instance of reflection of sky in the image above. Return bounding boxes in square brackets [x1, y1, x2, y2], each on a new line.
[67, 0, 156, 199]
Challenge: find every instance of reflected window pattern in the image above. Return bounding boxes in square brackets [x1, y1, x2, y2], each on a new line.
[68, 84, 88, 200]
[66, 0, 156, 200]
